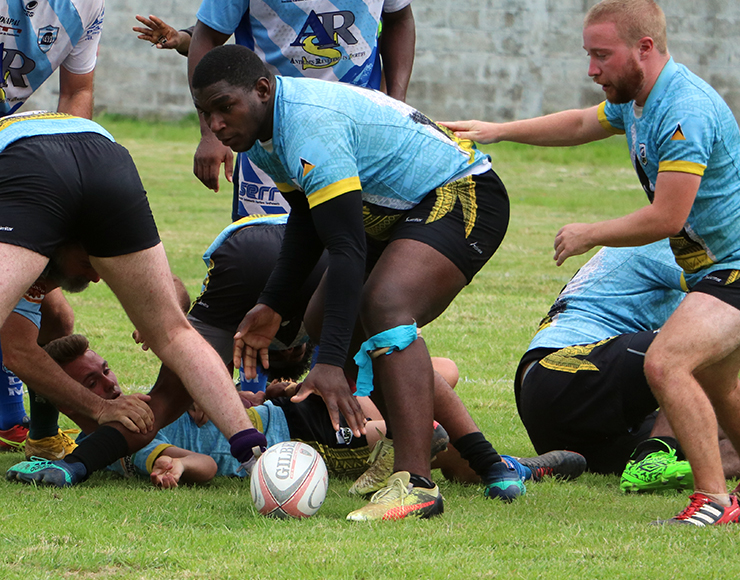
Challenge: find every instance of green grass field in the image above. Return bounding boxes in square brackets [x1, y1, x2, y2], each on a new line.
[1, 117, 739, 579]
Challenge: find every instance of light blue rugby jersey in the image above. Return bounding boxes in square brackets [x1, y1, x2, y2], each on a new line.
[247, 76, 490, 215]
[527, 241, 685, 351]
[598, 58, 740, 287]
[96, 402, 291, 479]
[0, 110, 113, 152]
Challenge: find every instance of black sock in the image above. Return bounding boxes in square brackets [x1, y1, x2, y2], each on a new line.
[453, 432, 502, 479]
[65, 425, 129, 478]
[408, 473, 435, 489]
[27, 388, 59, 439]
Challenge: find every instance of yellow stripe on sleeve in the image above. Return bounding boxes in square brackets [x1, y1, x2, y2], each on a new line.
[145, 443, 175, 474]
[597, 102, 625, 135]
[658, 160, 706, 176]
[307, 176, 362, 209]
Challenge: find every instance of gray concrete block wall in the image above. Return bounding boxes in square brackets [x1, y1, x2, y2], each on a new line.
[24, 0, 740, 121]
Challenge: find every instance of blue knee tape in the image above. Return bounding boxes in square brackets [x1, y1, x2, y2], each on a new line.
[353, 322, 418, 397]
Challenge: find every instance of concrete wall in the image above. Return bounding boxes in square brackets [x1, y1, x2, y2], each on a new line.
[25, 0, 740, 121]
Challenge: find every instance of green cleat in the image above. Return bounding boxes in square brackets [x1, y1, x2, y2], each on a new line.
[620, 438, 693, 493]
[5, 457, 85, 488]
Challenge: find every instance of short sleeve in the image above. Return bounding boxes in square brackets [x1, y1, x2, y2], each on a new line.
[598, 101, 626, 135]
[655, 105, 712, 177]
[61, 0, 104, 75]
[197, 0, 250, 35]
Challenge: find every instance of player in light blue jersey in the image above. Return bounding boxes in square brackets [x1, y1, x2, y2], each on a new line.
[185, 0, 415, 218]
[192, 45, 518, 520]
[446, 0, 740, 526]
[516, 242, 686, 474]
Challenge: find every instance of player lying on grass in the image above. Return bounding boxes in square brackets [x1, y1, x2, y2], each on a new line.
[35, 334, 585, 491]
[516, 240, 740, 492]
[446, 0, 740, 527]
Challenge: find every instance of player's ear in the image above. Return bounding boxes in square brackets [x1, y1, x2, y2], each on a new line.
[637, 36, 654, 59]
[255, 77, 272, 102]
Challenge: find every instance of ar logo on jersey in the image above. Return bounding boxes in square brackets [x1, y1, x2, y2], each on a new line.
[291, 10, 358, 70]
[300, 158, 315, 177]
[37, 25, 59, 53]
[638, 143, 648, 166]
[671, 124, 686, 141]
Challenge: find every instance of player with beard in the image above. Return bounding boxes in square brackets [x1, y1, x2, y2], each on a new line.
[0, 243, 156, 459]
[444, 0, 740, 526]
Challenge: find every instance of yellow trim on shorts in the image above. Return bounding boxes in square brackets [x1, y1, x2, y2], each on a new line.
[145, 443, 175, 474]
[246, 407, 264, 433]
[597, 102, 625, 135]
[538, 338, 613, 374]
[658, 160, 706, 176]
[307, 176, 362, 209]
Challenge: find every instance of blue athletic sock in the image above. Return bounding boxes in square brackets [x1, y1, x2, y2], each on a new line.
[0, 353, 28, 430]
[501, 455, 532, 482]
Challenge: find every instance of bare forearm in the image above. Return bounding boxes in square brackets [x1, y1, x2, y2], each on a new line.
[57, 68, 94, 119]
[4, 346, 104, 418]
[494, 107, 609, 146]
[380, 6, 415, 102]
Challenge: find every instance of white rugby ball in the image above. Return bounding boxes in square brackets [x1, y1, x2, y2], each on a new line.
[250, 441, 328, 519]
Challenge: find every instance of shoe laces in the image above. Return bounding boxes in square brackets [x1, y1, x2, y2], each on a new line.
[675, 493, 711, 520]
[370, 476, 409, 505]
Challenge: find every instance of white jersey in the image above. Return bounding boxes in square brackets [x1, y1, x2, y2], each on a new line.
[0, 0, 104, 116]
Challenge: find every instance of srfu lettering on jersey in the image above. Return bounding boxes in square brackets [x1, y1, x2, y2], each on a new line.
[241, 182, 280, 202]
[291, 10, 358, 70]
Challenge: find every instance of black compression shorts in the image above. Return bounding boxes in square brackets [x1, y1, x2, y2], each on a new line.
[515, 331, 660, 474]
[271, 394, 371, 479]
[0, 133, 159, 258]
[365, 169, 509, 283]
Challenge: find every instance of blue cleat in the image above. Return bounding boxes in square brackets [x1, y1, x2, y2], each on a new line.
[483, 458, 526, 502]
[5, 457, 85, 488]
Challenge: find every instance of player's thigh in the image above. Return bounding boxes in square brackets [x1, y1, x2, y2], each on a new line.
[91, 244, 189, 348]
[0, 242, 48, 325]
[361, 238, 467, 333]
[360, 169, 509, 333]
[648, 290, 740, 376]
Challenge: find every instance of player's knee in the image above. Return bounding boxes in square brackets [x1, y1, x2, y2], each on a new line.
[643, 350, 672, 394]
[359, 287, 411, 336]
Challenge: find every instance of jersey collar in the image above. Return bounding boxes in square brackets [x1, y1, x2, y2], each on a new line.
[643, 57, 678, 115]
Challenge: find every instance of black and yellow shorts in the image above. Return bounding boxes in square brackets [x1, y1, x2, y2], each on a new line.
[272, 394, 371, 479]
[364, 169, 509, 283]
[515, 331, 660, 474]
[691, 269, 740, 311]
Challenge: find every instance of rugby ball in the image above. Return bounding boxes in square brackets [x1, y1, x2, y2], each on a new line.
[250, 441, 328, 519]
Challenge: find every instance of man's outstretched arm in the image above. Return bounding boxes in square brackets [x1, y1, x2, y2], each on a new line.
[442, 105, 611, 146]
